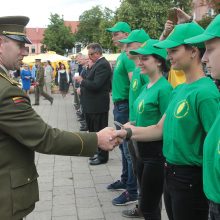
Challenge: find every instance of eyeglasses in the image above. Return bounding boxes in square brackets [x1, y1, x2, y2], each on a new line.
[88, 52, 96, 56]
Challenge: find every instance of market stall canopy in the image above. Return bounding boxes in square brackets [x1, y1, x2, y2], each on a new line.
[23, 51, 70, 64]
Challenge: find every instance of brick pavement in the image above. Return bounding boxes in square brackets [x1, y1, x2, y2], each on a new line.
[25, 92, 168, 220]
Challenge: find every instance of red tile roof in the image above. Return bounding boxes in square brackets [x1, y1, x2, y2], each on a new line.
[26, 21, 79, 44]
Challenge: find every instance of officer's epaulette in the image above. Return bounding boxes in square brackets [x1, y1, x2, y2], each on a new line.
[0, 72, 20, 86]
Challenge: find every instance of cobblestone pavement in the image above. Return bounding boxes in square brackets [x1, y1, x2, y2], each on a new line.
[25, 92, 168, 220]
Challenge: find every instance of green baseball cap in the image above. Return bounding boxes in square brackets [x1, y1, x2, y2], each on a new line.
[130, 39, 167, 60]
[185, 14, 220, 44]
[118, 29, 150, 44]
[106, 21, 131, 33]
[154, 22, 205, 49]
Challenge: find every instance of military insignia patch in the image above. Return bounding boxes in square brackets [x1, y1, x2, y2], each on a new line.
[12, 96, 28, 104]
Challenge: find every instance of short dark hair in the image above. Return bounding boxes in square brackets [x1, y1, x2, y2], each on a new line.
[87, 43, 103, 55]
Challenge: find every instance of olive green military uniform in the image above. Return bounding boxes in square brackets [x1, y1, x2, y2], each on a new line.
[34, 63, 53, 105]
[0, 68, 97, 220]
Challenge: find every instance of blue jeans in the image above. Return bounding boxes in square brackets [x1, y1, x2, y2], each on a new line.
[113, 102, 137, 198]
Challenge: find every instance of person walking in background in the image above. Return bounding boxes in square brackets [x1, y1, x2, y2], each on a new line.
[33, 58, 54, 105]
[44, 60, 53, 95]
[20, 64, 32, 95]
[75, 43, 112, 165]
[58, 63, 69, 97]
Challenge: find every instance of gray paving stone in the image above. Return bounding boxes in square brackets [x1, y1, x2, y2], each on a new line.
[76, 196, 100, 208]
[77, 207, 104, 219]
[53, 186, 75, 196]
[75, 188, 97, 198]
[52, 205, 77, 217]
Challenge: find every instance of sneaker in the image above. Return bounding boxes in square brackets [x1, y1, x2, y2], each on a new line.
[122, 205, 144, 218]
[112, 191, 137, 206]
[107, 180, 126, 191]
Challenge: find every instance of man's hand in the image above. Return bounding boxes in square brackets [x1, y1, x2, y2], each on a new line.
[76, 88, 81, 95]
[176, 8, 191, 24]
[97, 127, 122, 151]
[74, 75, 83, 83]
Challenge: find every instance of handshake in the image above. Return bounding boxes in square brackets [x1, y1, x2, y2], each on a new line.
[96, 121, 134, 152]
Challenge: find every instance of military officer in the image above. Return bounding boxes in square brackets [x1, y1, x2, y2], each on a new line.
[0, 16, 118, 220]
[33, 58, 53, 105]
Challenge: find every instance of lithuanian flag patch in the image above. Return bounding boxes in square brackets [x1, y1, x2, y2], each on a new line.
[12, 96, 28, 104]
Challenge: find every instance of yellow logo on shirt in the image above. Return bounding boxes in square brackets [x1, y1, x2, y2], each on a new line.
[174, 100, 189, 118]
[138, 99, 144, 114]
[132, 79, 138, 91]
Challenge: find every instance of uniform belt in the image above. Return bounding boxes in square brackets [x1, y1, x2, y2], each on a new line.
[114, 99, 128, 106]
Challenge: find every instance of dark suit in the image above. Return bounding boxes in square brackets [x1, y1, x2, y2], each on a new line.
[0, 69, 98, 220]
[81, 57, 112, 162]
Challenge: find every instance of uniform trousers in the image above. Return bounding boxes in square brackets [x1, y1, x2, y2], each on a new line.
[85, 112, 109, 162]
[34, 85, 53, 104]
[164, 162, 209, 220]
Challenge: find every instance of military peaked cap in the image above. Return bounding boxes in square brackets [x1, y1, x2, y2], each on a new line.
[0, 16, 32, 44]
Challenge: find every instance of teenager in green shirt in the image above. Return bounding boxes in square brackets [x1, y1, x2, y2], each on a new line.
[185, 14, 220, 220]
[118, 29, 150, 217]
[128, 39, 172, 220]
[117, 22, 219, 220]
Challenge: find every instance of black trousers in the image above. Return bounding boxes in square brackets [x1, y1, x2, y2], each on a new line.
[85, 112, 109, 162]
[164, 162, 209, 220]
[136, 141, 164, 220]
[209, 201, 220, 220]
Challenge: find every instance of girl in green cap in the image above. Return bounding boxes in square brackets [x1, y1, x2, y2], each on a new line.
[117, 22, 219, 220]
[127, 39, 172, 220]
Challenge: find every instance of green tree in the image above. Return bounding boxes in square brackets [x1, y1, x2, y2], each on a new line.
[115, 0, 193, 39]
[99, 7, 116, 51]
[75, 6, 103, 45]
[42, 14, 75, 55]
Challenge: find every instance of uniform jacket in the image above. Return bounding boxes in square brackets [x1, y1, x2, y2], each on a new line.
[35, 64, 45, 87]
[80, 57, 112, 113]
[0, 68, 97, 220]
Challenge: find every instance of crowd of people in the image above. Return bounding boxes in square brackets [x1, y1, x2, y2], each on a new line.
[0, 7, 220, 220]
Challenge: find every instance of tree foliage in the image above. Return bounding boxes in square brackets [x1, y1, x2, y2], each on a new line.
[75, 6, 103, 45]
[42, 14, 75, 55]
[115, 0, 173, 39]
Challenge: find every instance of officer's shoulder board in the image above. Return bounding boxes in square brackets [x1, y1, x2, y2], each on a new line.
[0, 72, 20, 86]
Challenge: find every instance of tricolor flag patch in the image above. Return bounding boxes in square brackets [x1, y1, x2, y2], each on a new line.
[12, 96, 28, 104]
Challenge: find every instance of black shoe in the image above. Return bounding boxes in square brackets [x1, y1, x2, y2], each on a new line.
[50, 98, 54, 105]
[89, 154, 98, 161]
[89, 158, 107, 165]
[32, 103, 39, 106]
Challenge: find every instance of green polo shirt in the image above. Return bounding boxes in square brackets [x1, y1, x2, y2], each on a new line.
[134, 77, 172, 127]
[129, 67, 149, 122]
[163, 77, 219, 166]
[203, 110, 220, 203]
[112, 51, 135, 102]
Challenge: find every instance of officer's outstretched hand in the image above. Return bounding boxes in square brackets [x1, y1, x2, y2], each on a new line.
[97, 127, 122, 151]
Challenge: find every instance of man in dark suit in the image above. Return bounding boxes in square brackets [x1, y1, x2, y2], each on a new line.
[75, 43, 112, 165]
